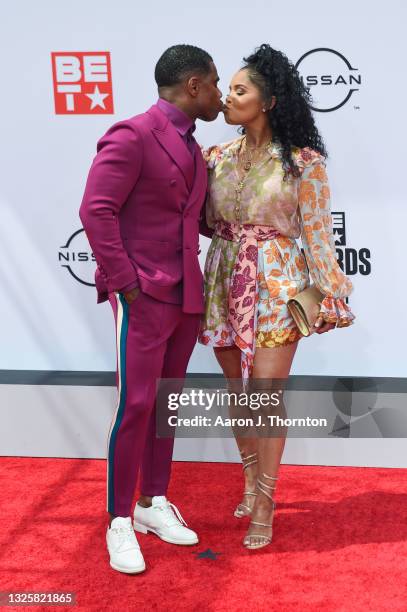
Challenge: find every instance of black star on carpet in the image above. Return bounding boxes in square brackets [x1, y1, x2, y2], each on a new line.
[195, 548, 222, 560]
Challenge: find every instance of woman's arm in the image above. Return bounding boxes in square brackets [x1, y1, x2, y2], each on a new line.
[198, 144, 221, 238]
[297, 155, 355, 329]
[199, 192, 214, 239]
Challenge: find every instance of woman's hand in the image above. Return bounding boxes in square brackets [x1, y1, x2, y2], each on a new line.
[314, 316, 336, 334]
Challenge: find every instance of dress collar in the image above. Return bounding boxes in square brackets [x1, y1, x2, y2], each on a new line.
[227, 135, 282, 159]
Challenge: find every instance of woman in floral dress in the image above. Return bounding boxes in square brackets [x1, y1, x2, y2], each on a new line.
[198, 44, 355, 550]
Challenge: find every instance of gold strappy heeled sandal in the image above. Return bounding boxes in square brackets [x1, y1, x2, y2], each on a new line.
[234, 452, 258, 518]
[243, 472, 278, 549]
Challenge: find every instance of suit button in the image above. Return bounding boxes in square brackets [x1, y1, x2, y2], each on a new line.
[170, 179, 176, 187]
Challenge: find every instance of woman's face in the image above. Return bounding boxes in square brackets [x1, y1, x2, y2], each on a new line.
[223, 68, 265, 125]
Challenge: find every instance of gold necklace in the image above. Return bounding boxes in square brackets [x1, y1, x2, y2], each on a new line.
[234, 136, 272, 224]
[239, 136, 272, 173]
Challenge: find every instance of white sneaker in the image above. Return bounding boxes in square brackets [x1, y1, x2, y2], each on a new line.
[133, 496, 199, 545]
[106, 516, 146, 574]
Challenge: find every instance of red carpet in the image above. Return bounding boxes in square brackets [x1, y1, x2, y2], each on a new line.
[0, 458, 406, 611]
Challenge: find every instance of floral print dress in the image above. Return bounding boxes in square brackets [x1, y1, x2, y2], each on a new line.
[198, 136, 355, 382]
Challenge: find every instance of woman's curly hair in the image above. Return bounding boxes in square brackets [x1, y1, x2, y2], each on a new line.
[241, 44, 328, 178]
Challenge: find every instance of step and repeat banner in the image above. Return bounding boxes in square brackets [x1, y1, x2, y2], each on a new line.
[0, 0, 405, 379]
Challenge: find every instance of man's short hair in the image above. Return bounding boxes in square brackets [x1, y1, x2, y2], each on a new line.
[155, 44, 213, 88]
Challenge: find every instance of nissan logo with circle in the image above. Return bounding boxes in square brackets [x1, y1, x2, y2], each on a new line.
[295, 48, 361, 112]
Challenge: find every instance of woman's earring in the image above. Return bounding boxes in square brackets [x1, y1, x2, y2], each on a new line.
[262, 108, 266, 112]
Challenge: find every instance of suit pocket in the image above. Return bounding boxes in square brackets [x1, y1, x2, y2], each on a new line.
[122, 238, 182, 286]
[117, 289, 165, 338]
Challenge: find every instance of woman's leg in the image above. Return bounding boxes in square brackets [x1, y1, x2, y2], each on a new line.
[214, 346, 258, 515]
[243, 341, 299, 547]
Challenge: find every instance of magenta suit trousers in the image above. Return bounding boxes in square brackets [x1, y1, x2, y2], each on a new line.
[106, 290, 200, 517]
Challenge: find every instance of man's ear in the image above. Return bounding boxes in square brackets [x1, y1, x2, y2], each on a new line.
[186, 76, 200, 98]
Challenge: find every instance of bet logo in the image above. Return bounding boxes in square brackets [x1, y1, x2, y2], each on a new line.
[51, 52, 114, 114]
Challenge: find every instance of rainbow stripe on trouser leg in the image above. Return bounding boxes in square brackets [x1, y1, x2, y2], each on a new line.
[106, 292, 129, 515]
[105, 289, 201, 517]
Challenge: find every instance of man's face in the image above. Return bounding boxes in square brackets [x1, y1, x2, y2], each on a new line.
[195, 62, 223, 121]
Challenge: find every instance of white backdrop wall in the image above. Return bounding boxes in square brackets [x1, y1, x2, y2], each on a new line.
[1, 0, 406, 378]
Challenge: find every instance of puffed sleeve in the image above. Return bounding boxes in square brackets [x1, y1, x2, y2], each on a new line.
[297, 148, 355, 328]
[200, 144, 223, 231]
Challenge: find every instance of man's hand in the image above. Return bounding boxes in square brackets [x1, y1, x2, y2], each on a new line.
[123, 287, 140, 305]
[314, 315, 336, 334]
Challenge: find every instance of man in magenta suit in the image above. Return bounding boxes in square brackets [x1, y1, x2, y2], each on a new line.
[79, 45, 221, 574]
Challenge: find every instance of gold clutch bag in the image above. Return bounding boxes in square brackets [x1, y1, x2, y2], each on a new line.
[287, 285, 325, 337]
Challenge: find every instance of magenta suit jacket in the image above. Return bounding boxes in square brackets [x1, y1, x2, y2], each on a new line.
[79, 104, 213, 313]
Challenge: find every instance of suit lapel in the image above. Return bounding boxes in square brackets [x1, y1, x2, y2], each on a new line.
[184, 142, 207, 212]
[149, 105, 194, 192]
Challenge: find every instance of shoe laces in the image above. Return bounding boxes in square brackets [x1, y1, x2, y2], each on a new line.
[110, 522, 138, 552]
[155, 499, 188, 528]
